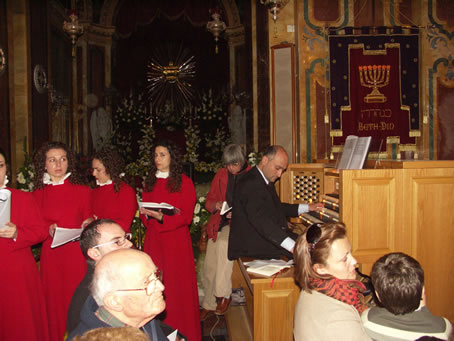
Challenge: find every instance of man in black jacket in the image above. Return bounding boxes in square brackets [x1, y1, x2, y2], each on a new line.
[228, 145, 323, 260]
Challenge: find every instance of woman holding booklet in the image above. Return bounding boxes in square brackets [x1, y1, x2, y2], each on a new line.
[139, 139, 200, 341]
[200, 144, 251, 320]
[33, 141, 92, 341]
[91, 147, 137, 232]
[293, 222, 371, 341]
[0, 148, 49, 341]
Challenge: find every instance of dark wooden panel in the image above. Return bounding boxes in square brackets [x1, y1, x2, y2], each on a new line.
[256, 1, 270, 151]
[0, 0, 11, 159]
[30, 0, 49, 151]
[49, 26, 72, 146]
[87, 44, 105, 153]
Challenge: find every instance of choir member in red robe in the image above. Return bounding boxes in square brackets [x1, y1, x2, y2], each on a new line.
[32, 142, 92, 341]
[0, 149, 49, 341]
[91, 147, 137, 232]
[140, 140, 201, 341]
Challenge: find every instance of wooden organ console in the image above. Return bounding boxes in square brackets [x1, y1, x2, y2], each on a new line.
[278, 160, 454, 323]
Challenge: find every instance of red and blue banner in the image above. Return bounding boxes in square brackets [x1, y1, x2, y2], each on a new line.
[329, 29, 420, 153]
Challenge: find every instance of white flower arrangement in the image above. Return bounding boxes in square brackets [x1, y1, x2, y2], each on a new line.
[189, 196, 210, 236]
[15, 140, 35, 192]
[184, 124, 201, 164]
[248, 151, 262, 167]
[112, 91, 149, 164]
[184, 87, 231, 173]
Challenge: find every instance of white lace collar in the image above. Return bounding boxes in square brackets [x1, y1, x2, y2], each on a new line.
[156, 170, 169, 179]
[43, 172, 71, 186]
[96, 179, 113, 186]
[0, 175, 8, 189]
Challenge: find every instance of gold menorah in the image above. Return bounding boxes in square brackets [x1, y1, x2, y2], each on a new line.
[358, 65, 391, 103]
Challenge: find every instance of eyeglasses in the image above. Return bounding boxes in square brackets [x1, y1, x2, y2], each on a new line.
[115, 269, 163, 296]
[92, 233, 132, 249]
[306, 223, 322, 254]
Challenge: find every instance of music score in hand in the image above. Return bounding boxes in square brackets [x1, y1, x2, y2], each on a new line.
[138, 202, 181, 216]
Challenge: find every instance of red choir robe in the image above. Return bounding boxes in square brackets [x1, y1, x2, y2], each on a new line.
[91, 181, 137, 232]
[140, 174, 201, 341]
[0, 188, 50, 341]
[33, 180, 91, 341]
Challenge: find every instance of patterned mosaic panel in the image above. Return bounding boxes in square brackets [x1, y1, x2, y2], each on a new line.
[292, 171, 322, 203]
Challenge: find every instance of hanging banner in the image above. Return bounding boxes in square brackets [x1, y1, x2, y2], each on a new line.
[329, 31, 420, 154]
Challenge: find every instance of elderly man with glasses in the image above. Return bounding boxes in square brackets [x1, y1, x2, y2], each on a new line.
[67, 248, 182, 341]
[66, 219, 133, 334]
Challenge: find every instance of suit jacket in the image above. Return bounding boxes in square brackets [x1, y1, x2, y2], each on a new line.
[228, 166, 299, 260]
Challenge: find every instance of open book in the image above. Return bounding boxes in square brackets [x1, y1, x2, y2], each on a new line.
[244, 259, 293, 277]
[220, 201, 232, 215]
[337, 135, 372, 170]
[0, 189, 11, 229]
[51, 227, 84, 248]
[139, 202, 180, 216]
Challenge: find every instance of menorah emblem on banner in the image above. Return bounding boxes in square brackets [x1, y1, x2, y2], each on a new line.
[358, 65, 391, 103]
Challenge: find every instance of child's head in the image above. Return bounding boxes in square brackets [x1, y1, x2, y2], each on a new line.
[371, 252, 424, 315]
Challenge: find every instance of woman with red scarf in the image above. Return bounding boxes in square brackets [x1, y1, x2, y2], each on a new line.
[293, 222, 372, 341]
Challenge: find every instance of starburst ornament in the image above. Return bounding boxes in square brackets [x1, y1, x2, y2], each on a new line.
[146, 45, 196, 112]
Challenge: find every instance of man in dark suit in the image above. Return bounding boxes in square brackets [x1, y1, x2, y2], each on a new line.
[228, 145, 323, 260]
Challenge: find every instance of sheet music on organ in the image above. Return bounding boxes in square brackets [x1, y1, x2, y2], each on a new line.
[337, 135, 372, 170]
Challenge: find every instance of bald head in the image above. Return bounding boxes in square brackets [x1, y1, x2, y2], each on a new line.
[91, 249, 165, 327]
[92, 249, 152, 302]
[258, 145, 289, 183]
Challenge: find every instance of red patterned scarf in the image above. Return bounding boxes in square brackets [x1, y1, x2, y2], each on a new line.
[309, 276, 368, 314]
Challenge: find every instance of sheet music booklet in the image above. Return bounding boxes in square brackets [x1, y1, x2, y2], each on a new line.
[0, 189, 11, 229]
[244, 259, 293, 277]
[220, 201, 232, 215]
[139, 202, 180, 216]
[51, 227, 84, 248]
[337, 135, 372, 170]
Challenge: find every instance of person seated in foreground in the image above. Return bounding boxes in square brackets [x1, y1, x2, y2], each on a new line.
[67, 248, 184, 341]
[73, 326, 149, 341]
[67, 219, 133, 334]
[228, 145, 324, 260]
[361, 252, 452, 341]
[293, 222, 372, 341]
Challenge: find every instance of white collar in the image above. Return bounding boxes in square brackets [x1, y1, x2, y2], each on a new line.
[156, 170, 169, 179]
[43, 172, 71, 186]
[0, 175, 8, 189]
[256, 166, 270, 185]
[96, 179, 113, 186]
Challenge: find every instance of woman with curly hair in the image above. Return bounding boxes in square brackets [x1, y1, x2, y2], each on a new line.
[0, 148, 49, 341]
[32, 141, 92, 341]
[139, 140, 200, 341]
[91, 147, 137, 232]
